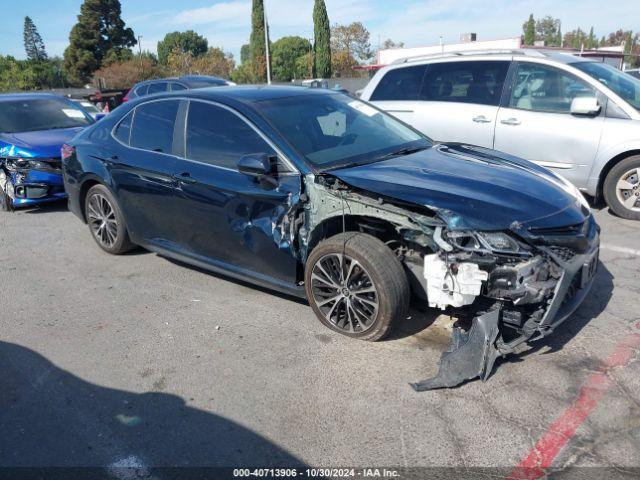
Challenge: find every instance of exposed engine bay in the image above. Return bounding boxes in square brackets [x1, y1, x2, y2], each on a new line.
[295, 174, 600, 390]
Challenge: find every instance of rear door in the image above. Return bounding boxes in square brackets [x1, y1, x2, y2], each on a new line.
[494, 61, 605, 188]
[369, 60, 510, 148]
[110, 99, 182, 243]
[171, 100, 301, 286]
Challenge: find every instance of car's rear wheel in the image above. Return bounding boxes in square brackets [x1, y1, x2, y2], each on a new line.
[84, 184, 134, 254]
[304, 232, 410, 341]
[604, 155, 640, 220]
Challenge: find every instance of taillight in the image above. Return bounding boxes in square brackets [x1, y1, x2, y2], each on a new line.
[122, 88, 131, 102]
[61, 144, 75, 161]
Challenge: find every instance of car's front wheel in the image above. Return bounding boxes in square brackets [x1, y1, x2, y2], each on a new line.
[604, 155, 640, 220]
[84, 184, 134, 254]
[304, 232, 410, 341]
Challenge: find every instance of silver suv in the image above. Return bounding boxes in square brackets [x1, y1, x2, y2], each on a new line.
[360, 50, 640, 220]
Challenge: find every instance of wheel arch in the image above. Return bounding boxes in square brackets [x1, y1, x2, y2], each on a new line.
[77, 175, 114, 223]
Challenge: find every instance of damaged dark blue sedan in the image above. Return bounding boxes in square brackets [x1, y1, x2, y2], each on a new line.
[62, 87, 600, 389]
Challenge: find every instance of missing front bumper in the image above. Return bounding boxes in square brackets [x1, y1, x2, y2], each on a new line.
[412, 241, 599, 391]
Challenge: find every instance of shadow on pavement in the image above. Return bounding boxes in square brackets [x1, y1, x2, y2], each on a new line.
[0, 340, 303, 474]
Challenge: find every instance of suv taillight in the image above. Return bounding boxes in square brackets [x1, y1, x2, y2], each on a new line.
[61, 144, 75, 161]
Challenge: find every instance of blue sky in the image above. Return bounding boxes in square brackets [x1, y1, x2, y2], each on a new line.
[2, 0, 639, 63]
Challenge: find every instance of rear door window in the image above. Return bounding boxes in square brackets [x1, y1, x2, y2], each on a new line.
[185, 101, 276, 170]
[370, 65, 427, 101]
[420, 61, 510, 106]
[147, 82, 169, 95]
[170, 83, 187, 91]
[130, 100, 180, 154]
[134, 84, 149, 97]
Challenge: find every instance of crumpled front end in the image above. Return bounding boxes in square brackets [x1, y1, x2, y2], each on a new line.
[412, 217, 600, 390]
[0, 157, 67, 208]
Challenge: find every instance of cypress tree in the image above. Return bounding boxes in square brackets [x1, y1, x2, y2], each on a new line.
[23, 16, 48, 61]
[524, 14, 535, 45]
[313, 0, 331, 78]
[63, 0, 136, 85]
[249, 0, 270, 83]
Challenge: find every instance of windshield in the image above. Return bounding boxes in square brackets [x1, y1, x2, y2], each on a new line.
[254, 93, 430, 170]
[0, 97, 92, 133]
[573, 62, 640, 111]
[78, 101, 101, 113]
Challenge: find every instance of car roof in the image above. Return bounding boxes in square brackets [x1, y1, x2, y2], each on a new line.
[136, 75, 229, 88]
[0, 92, 65, 102]
[146, 85, 338, 104]
[389, 49, 595, 67]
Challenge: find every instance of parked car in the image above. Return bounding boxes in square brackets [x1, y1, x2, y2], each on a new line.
[62, 86, 599, 388]
[122, 75, 236, 103]
[0, 93, 94, 210]
[360, 50, 640, 220]
[70, 98, 104, 120]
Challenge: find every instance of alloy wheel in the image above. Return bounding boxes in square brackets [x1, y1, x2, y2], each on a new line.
[615, 167, 640, 212]
[87, 193, 118, 248]
[310, 253, 379, 334]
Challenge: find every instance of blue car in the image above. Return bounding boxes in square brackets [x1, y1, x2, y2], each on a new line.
[63, 87, 600, 389]
[0, 93, 94, 210]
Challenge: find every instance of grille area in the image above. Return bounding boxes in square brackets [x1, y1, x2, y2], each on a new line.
[549, 246, 577, 262]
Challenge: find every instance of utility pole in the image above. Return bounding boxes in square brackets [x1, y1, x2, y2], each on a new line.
[264, 4, 271, 84]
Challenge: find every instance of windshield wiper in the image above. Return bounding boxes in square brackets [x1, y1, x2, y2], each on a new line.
[375, 145, 428, 161]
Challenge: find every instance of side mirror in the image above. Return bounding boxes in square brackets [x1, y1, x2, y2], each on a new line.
[238, 153, 273, 177]
[94, 113, 107, 121]
[570, 97, 601, 116]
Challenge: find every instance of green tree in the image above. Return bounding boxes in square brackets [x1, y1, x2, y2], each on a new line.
[586, 27, 596, 49]
[240, 44, 251, 64]
[536, 16, 561, 46]
[313, 0, 331, 78]
[523, 14, 535, 45]
[249, 0, 270, 82]
[271, 36, 311, 81]
[382, 38, 404, 49]
[23, 16, 47, 61]
[63, 0, 136, 86]
[157, 30, 208, 65]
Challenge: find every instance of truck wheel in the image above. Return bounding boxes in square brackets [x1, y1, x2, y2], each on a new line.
[84, 184, 134, 254]
[304, 232, 410, 341]
[603, 155, 640, 220]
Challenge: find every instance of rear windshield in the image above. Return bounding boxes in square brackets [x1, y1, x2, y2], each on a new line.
[0, 97, 92, 133]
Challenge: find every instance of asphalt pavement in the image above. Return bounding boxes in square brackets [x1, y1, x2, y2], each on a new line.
[0, 201, 638, 478]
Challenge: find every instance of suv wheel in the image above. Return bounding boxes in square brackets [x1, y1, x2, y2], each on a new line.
[85, 184, 134, 254]
[304, 232, 410, 341]
[604, 155, 640, 220]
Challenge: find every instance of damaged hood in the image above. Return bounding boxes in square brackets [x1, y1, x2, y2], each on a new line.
[329, 143, 589, 231]
[0, 127, 84, 158]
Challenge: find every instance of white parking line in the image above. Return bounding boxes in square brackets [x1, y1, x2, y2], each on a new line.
[600, 244, 640, 256]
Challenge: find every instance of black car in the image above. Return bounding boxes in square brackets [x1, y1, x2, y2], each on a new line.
[62, 86, 600, 389]
[122, 75, 235, 102]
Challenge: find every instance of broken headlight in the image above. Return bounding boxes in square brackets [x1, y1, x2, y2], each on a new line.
[5, 158, 56, 172]
[446, 230, 528, 255]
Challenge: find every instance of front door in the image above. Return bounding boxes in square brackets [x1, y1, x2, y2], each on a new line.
[172, 100, 301, 286]
[494, 61, 605, 188]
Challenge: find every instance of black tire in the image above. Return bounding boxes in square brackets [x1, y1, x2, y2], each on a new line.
[0, 189, 14, 212]
[603, 155, 640, 221]
[304, 232, 410, 341]
[84, 184, 134, 254]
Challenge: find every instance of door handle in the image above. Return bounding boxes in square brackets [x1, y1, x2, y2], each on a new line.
[472, 115, 492, 123]
[172, 172, 197, 184]
[500, 118, 521, 126]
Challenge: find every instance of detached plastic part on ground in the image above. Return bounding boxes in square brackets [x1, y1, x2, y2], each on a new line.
[411, 310, 501, 391]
